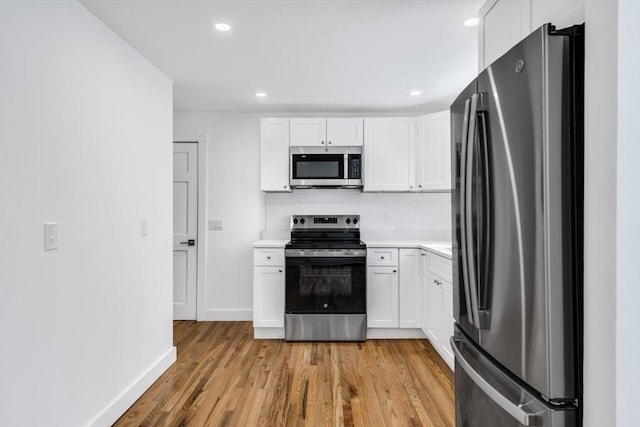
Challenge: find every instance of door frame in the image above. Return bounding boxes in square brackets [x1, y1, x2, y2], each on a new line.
[174, 135, 207, 321]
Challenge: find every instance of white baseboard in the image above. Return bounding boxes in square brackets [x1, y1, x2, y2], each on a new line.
[254, 327, 285, 339]
[87, 346, 177, 427]
[366, 328, 428, 339]
[197, 309, 252, 321]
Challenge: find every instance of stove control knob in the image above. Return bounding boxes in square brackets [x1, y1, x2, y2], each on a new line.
[293, 218, 298, 225]
[323, 303, 328, 308]
[300, 218, 305, 225]
[346, 218, 351, 225]
[353, 218, 358, 224]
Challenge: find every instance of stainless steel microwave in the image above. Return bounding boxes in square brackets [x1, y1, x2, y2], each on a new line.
[290, 146, 362, 188]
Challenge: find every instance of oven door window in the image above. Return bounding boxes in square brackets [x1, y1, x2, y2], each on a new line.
[286, 257, 365, 314]
[292, 154, 344, 180]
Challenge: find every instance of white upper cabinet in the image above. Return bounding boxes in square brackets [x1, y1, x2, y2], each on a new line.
[290, 118, 363, 147]
[479, 0, 530, 70]
[363, 118, 416, 192]
[530, 0, 584, 31]
[325, 118, 363, 146]
[416, 111, 451, 191]
[479, 0, 585, 71]
[260, 118, 291, 192]
[290, 118, 326, 146]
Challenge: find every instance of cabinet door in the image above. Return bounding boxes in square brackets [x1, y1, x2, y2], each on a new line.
[290, 118, 327, 146]
[399, 249, 422, 328]
[367, 266, 399, 328]
[426, 272, 443, 346]
[479, 0, 532, 71]
[253, 266, 285, 328]
[440, 278, 455, 368]
[421, 250, 429, 334]
[260, 118, 291, 192]
[326, 118, 363, 146]
[531, 0, 584, 31]
[416, 111, 451, 191]
[363, 118, 416, 192]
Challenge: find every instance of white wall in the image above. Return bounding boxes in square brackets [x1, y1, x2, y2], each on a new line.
[583, 1, 617, 425]
[0, 2, 175, 426]
[173, 113, 265, 320]
[616, 2, 640, 426]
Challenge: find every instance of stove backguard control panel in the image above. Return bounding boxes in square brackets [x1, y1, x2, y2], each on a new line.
[290, 215, 360, 229]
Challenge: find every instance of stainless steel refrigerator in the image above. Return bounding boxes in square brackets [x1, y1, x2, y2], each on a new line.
[450, 24, 584, 427]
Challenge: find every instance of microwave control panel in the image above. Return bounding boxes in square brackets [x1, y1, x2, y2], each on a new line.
[348, 154, 361, 179]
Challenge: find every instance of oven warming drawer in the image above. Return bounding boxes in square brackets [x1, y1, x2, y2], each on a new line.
[285, 313, 366, 341]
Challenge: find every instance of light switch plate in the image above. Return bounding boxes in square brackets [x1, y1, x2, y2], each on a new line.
[44, 222, 58, 251]
[208, 219, 223, 230]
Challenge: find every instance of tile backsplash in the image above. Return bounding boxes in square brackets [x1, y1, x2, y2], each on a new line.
[264, 189, 452, 241]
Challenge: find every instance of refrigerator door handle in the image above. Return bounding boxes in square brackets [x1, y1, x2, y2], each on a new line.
[476, 108, 492, 328]
[465, 93, 483, 329]
[450, 337, 539, 426]
[459, 98, 476, 328]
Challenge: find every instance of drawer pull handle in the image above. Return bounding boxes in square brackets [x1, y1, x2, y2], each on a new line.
[380, 256, 385, 259]
[267, 256, 271, 260]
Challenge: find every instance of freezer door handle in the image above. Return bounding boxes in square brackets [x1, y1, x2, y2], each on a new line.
[459, 98, 476, 328]
[450, 337, 540, 426]
[464, 93, 482, 328]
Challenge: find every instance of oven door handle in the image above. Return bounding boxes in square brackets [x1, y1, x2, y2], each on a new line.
[285, 257, 366, 267]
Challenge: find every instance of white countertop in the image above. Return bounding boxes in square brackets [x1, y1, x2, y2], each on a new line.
[252, 239, 452, 259]
[365, 240, 452, 259]
[252, 239, 289, 248]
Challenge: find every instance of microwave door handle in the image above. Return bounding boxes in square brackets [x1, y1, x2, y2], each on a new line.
[459, 98, 476, 328]
[465, 93, 482, 329]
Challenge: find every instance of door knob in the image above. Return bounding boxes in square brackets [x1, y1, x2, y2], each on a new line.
[180, 239, 195, 246]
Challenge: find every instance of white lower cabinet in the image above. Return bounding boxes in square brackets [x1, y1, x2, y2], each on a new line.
[399, 249, 422, 328]
[253, 248, 285, 328]
[367, 248, 424, 330]
[366, 266, 399, 328]
[441, 279, 454, 365]
[425, 272, 443, 345]
[423, 252, 454, 369]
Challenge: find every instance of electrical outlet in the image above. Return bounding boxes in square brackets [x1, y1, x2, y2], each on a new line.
[208, 219, 223, 230]
[384, 213, 392, 224]
[140, 217, 148, 236]
[44, 222, 58, 251]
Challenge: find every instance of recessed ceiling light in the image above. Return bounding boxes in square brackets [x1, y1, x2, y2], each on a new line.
[409, 90, 422, 96]
[255, 92, 267, 98]
[214, 22, 231, 32]
[464, 17, 479, 27]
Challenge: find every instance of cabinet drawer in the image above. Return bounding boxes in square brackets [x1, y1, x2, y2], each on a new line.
[367, 248, 398, 266]
[427, 252, 452, 282]
[254, 249, 285, 266]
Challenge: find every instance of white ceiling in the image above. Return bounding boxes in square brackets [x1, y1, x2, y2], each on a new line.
[80, 0, 482, 113]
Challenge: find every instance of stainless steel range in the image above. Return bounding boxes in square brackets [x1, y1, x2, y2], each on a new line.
[285, 215, 366, 341]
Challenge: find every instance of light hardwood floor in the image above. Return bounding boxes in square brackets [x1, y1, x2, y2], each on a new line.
[114, 321, 454, 427]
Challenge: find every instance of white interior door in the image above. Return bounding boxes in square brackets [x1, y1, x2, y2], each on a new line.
[173, 142, 198, 320]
